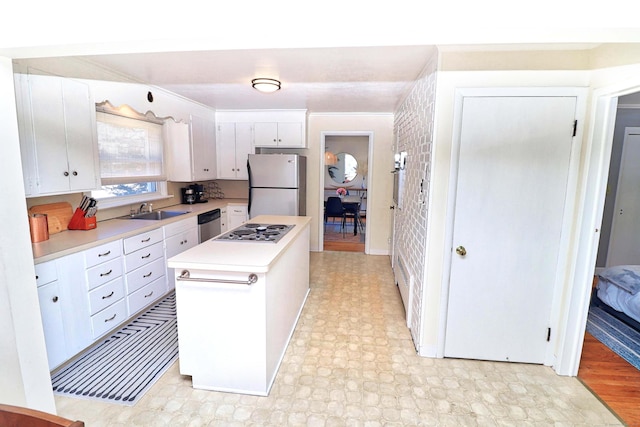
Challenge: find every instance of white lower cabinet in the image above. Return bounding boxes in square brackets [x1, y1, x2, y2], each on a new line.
[123, 231, 167, 316]
[88, 277, 125, 316]
[37, 278, 67, 370]
[228, 204, 248, 230]
[128, 276, 167, 314]
[91, 299, 128, 339]
[164, 216, 198, 290]
[36, 219, 199, 370]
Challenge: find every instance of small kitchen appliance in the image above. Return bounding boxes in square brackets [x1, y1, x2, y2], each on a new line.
[214, 223, 294, 243]
[247, 154, 306, 218]
[181, 188, 196, 204]
[181, 184, 208, 204]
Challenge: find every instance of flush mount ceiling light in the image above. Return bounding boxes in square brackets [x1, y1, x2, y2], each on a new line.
[251, 78, 281, 93]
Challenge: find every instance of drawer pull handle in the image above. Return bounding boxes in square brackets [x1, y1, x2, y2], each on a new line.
[144, 291, 154, 298]
[102, 291, 114, 299]
[52, 296, 59, 303]
[100, 269, 113, 277]
[178, 270, 258, 286]
[141, 237, 151, 243]
[142, 253, 151, 259]
[105, 313, 117, 322]
[143, 271, 153, 278]
[98, 250, 111, 257]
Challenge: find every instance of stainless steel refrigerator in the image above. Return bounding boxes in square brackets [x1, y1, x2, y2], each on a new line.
[247, 154, 307, 218]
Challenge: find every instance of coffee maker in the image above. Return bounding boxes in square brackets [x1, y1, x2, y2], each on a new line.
[181, 183, 208, 204]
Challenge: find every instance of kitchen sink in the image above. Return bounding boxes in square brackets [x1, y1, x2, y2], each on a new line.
[123, 210, 189, 220]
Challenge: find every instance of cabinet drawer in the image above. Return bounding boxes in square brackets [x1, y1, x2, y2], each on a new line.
[126, 257, 166, 294]
[91, 298, 127, 339]
[35, 260, 57, 287]
[165, 227, 199, 259]
[228, 205, 248, 216]
[128, 276, 167, 316]
[86, 257, 123, 291]
[163, 216, 197, 237]
[124, 241, 164, 272]
[123, 228, 163, 254]
[88, 277, 125, 315]
[84, 240, 121, 268]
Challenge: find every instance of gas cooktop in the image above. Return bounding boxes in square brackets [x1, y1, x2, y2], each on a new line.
[213, 223, 295, 243]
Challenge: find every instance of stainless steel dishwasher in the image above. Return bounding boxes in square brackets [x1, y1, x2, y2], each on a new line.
[198, 209, 221, 242]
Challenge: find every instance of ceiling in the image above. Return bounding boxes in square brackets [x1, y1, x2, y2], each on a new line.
[14, 46, 437, 113]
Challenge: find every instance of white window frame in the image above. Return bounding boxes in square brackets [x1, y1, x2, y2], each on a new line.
[91, 103, 171, 209]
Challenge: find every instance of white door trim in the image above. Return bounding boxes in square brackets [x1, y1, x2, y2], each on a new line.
[556, 80, 640, 376]
[319, 131, 374, 254]
[438, 87, 588, 368]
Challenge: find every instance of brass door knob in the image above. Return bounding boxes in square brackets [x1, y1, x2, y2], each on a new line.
[455, 246, 467, 256]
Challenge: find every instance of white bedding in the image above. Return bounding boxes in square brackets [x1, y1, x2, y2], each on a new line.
[597, 280, 640, 324]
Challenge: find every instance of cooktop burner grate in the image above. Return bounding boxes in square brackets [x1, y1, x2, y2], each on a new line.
[213, 223, 295, 243]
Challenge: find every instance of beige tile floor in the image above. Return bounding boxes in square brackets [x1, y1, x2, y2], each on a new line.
[55, 251, 621, 426]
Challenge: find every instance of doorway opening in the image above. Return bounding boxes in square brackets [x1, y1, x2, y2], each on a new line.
[320, 132, 372, 253]
[577, 92, 640, 425]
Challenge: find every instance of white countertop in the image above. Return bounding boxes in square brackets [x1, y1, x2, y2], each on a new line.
[167, 215, 311, 273]
[31, 199, 248, 263]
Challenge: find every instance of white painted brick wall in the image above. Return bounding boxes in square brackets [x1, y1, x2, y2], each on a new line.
[393, 55, 438, 347]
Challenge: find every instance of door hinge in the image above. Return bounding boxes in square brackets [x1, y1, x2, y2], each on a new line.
[572, 120, 578, 137]
[547, 327, 551, 342]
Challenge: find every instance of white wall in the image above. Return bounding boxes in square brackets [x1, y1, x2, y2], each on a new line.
[307, 114, 394, 254]
[0, 57, 55, 412]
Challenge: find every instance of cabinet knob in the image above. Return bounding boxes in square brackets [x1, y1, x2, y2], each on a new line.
[52, 296, 59, 303]
[63, 171, 69, 177]
[72, 171, 78, 176]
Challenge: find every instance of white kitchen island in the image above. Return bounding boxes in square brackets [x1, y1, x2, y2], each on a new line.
[167, 215, 310, 396]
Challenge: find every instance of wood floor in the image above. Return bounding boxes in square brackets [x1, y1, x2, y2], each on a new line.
[578, 332, 640, 426]
[323, 219, 365, 252]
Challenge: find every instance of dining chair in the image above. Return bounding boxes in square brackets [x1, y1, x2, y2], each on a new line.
[324, 196, 346, 236]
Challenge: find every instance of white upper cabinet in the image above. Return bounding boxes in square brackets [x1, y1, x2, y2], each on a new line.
[165, 114, 217, 182]
[254, 122, 304, 148]
[216, 122, 254, 180]
[15, 73, 100, 196]
[216, 110, 307, 149]
[191, 114, 217, 181]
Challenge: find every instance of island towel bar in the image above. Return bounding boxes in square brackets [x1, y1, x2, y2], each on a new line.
[177, 270, 258, 286]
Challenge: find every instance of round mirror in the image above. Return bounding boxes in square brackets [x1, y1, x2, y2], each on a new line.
[327, 152, 358, 184]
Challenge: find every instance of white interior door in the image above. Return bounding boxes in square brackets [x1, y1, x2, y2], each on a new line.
[444, 95, 577, 363]
[606, 128, 640, 267]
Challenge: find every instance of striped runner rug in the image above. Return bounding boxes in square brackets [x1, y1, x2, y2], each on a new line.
[51, 292, 178, 406]
[586, 301, 640, 371]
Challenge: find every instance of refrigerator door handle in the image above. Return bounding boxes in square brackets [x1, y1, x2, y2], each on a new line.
[247, 159, 253, 215]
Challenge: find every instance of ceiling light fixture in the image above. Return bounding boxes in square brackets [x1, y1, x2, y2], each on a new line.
[324, 151, 337, 165]
[252, 78, 281, 93]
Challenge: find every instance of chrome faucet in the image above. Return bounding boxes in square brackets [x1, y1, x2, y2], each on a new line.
[139, 203, 148, 214]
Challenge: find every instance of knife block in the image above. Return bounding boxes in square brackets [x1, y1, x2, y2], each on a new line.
[67, 208, 97, 230]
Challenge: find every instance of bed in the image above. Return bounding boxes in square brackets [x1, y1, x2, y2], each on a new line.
[594, 265, 640, 330]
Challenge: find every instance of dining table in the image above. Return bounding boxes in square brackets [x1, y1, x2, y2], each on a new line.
[341, 196, 361, 236]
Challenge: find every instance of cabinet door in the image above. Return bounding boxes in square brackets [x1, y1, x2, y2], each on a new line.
[216, 122, 238, 179]
[165, 226, 198, 290]
[164, 120, 192, 182]
[28, 74, 70, 194]
[254, 122, 279, 147]
[62, 78, 99, 192]
[235, 123, 253, 179]
[37, 281, 68, 370]
[191, 114, 217, 181]
[277, 122, 304, 147]
[228, 205, 248, 229]
[27, 75, 98, 195]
